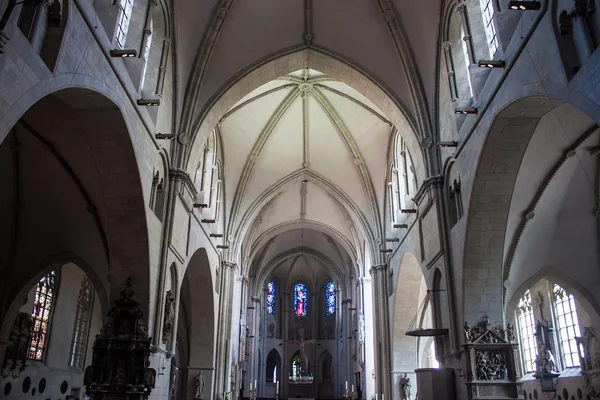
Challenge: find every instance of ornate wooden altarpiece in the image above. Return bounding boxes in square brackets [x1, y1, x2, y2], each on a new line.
[463, 317, 519, 399]
[84, 278, 156, 400]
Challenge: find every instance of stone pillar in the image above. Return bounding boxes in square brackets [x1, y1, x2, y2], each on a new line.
[29, 0, 48, 53]
[155, 39, 170, 96]
[342, 297, 353, 398]
[139, 0, 154, 60]
[215, 261, 237, 399]
[370, 264, 392, 398]
[282, 290, 290, 399]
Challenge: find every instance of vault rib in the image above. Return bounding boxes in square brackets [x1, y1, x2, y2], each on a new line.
[314, 83, 391, 125]
[227, 88, 302, 237]
[310, 87, 383, 244]
[222, 83, 297, 120]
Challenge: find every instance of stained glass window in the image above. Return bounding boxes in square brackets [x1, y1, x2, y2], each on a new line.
[325, 281, 336, 316]
[293, 283, 307, 317]
[266, 281, 276, 315]
[553, 284, 581, 368]
[69, 275, 94, 368]
[28, 271, 57, 361]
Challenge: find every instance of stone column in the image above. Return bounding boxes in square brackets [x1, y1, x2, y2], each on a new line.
[215, 261, 237, 399]
[283, 290, 290, 399]
[370, 263, 392, 398]
[139, 0, 154, 60]
[342, 297, 353, 398]
[29, 0, 48, 53]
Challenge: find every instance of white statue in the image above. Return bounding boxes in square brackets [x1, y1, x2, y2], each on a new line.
[195, 371, 205, 399]
[400, 373, 411, 400]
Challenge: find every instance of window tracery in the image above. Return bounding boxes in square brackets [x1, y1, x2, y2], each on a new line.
[325, 281, 336, 316]
[266, 281, 275, 315]
[294, 283, 307, 317]
[553, 284, 581, 368]
[69, 275, 94, 368]
[115, 0, 134, 48]
[28, 271, 58, 361]
[516, 290, 537, 373]
[478, 0, 499, 57]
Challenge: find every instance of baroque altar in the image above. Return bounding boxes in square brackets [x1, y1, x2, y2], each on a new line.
[84, 278, 156, 400]
[463, 317, 519, 399]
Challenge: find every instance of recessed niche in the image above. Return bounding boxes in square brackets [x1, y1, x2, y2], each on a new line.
[564, 389, 569, 399]
[39, 378, 47, 394]
[4, 382, 12, 395]
[60, 381, 68, 394]
[22, 376, 32, 393]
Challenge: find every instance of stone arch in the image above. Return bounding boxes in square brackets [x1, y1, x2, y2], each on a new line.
[184, 49, 425, 187]
[265, 348, 281, 384]
[0, 87, 150, 326]
[179, 248, 216, 400]
[0, 252, 110, 355]
[391, 251, 425, 400]
[316, 349, 335, 398]
[462, 95, 598, 327]
[505, 267, 600, 328]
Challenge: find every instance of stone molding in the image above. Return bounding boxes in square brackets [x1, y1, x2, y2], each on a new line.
[169, 168, 197, 197]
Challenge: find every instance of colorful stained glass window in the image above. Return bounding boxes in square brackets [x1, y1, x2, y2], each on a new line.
[293, 283, 307, 317]
[325, 281, 336, 316]
[266, 281, 276, 315]
[29, 271, 57, 361]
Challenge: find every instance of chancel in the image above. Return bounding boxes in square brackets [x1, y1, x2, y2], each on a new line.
[0, 1, 600, 400]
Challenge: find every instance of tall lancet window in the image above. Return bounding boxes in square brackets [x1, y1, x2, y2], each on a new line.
[29, 271, 58, 361]
[69, 275, 94, 368]
[266, 281, 276, 315]
[294, 283, 307, 317]
[553, 284, 581, 368]
[516, 290, 537, 373]
[115, 0, 134, 48]
[325, 281, 336, 316]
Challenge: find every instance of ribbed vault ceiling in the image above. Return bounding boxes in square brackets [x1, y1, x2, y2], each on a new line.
[219, 69, 398, 270]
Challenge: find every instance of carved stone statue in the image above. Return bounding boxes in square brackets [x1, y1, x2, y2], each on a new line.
[162, 290, 175, 343]
[195, 371, 205, 399]
[400, 373, 411, 400]
[537, 345, 557, 374]
[464, 321, 472, 341]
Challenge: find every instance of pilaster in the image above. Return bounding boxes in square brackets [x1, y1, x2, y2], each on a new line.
[215, 261, 237, 399]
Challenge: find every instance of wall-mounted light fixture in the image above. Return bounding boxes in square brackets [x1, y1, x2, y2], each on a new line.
[217, 245, 229, 249]
[477, 59, 506, 68]
[438, 141, 458, 147]
[401, 209, 417, 214]
[201, 219, 216, 224]
[385, 238, 400, 242]
[380, 249, 393, 253]
[210, 233, 223, 238]
[508, 1, 541, 10]
[454, 107, 477, 115]
[137, 99, 160, 106]
[155, 133, 175, 140]
[110, 49, 137, 58]
[393, 223, 408, 229]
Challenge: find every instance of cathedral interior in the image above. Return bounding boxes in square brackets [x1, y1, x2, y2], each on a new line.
[1, 0, 600, 400]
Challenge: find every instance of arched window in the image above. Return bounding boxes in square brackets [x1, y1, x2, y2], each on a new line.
[266, 281, 276, 315]
[115, 0, 135, 48]
[69, 275, 94, 368]
[553, 284, 581, 368]
[29, 271, 58, 361]
[516, 290, 537, 373]
[139, 20, 153, 90]
[291, 354, 304, 380]
[293, 283, 308, 317]
[194, 131, 217, 208]
[478, 0, 499, 58]
[325, 281, 336, 316]
[394, 136, 417, 211]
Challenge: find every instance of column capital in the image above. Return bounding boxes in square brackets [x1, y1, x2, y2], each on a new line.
[369, 263, 388, 275]
[222, 261, 237, 270]
[342, 298, 352, 305]
[456, 2, 468, 13]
